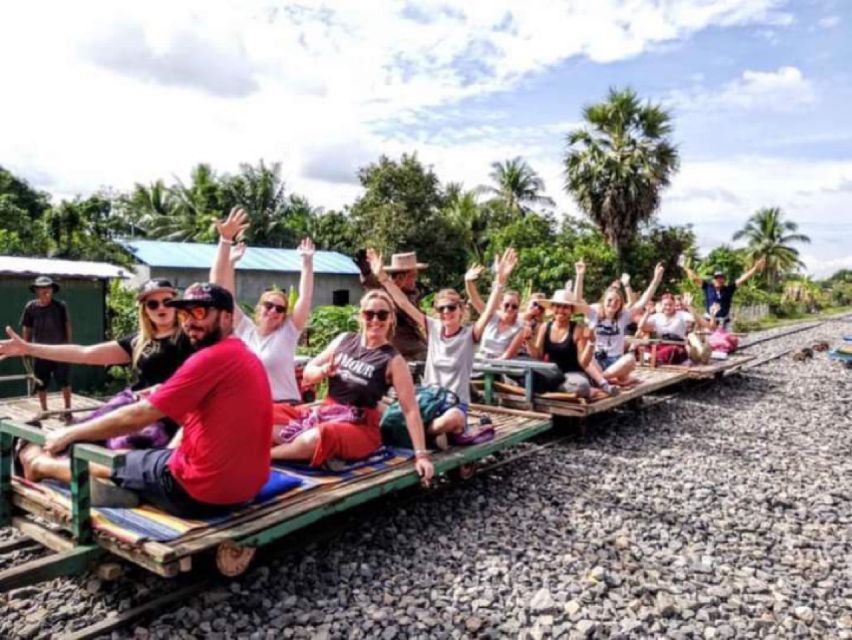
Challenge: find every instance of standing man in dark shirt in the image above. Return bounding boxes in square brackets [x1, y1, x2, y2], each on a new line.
[357, 251, 428, 362]
[683, 256, 765, 328]
[20, 276, 72, 413]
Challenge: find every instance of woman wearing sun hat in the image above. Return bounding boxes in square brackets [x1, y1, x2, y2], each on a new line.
[210, 207, 315, 404]
[0, 279, 194, 448]
[527, 288, 619, 398]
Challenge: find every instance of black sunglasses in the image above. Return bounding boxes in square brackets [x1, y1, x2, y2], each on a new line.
[144, 298, 173, 311]
[503, 302, 519, 310]
[436, 304, 459, 313]
[361, 309, 391, 321]
[262, 301, 287, 314]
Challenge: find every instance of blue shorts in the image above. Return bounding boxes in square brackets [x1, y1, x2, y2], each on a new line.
[595, 354, 622, 371]
[438, 401, 468, 418]
[112, 449, 245, 518]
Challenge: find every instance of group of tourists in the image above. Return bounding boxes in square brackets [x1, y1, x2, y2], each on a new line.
[0, 207, 766, 519]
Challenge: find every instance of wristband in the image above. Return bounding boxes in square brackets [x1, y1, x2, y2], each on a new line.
[414, 449, 430, 458]
[219, 237, 234, 245]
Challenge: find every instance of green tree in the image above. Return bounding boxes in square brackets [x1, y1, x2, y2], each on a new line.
[564, 87, 679, 269]
[0, 166, 52, 254]
[350, 153, 466, 286]
[442, 187, 491, 263]
[311, 210, 355, 254]
[479, 157, 555, 216]
[732, 207, 810, 286]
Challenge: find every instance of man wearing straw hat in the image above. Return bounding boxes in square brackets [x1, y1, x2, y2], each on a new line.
[20, 275, 73, 414]
[358, 251, 429, 361]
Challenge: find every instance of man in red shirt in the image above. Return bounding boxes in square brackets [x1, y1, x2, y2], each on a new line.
[20, 283, 273, 518]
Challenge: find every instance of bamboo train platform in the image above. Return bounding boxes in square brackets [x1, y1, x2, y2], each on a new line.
[626, 338, 757, 379]
[473, 360, 688, 417]
[0, 393, 551, 586]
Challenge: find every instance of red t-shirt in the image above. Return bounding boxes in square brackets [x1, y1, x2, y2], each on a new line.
[149, 336, 272, 504]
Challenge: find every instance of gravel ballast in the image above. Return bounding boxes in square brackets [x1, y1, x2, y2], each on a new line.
[1, 316, 850, 639]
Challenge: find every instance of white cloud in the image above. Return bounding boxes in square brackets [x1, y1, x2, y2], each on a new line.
[668, 66, 816, 113]
[817, 15, 840, 29]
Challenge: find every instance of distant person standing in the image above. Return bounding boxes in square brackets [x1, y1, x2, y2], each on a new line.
[682, 256, 766, 329]
[20, 276, 72, 413]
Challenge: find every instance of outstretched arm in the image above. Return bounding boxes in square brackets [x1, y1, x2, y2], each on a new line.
[43, 400, 164, 455]
[0, 327, 130, 366]
[464, 264, 486, 314]
[367, 249, 427, 335]
[290, 238, 315, 331]
[680, 254, 703, 287]
[621, 273, 638, 306]
[388, 355, 433, 484]
[210, 207, 250, 322]
[736, 256, 766, 287]
[473, 249, 517, 342]
[630, 262, 665, 315]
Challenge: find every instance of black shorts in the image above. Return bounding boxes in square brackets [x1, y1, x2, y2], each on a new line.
[32, 358, 70, 391]
[111, 449, 243, 519]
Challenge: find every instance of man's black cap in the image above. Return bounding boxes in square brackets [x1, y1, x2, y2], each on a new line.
[166, 282, 234, 312]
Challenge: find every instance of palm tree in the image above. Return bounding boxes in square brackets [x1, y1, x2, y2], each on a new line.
[479, 157, 555, 216]
[733, 207, 810, 286]
[223, 160, 291, 245]
[564, 87, 679, 269]
[443, 187, 489, 262]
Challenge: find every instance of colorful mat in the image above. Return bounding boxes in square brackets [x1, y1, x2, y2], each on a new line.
[20, 446, 414, 544]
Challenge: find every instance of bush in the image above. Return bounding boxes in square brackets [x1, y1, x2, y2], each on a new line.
[302, 305, 359, 356]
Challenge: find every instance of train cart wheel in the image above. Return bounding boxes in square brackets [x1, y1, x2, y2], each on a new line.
[215, 542, 256, 577]
[453, 463, 477, 481]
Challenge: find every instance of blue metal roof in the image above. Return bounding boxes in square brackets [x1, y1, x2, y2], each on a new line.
[121, 240, 360, 275]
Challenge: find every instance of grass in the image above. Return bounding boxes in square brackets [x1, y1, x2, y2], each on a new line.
[735, 305, 852, 333]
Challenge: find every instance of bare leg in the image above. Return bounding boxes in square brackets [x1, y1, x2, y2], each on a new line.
[603, 354, 637, 383]
[61, 386, 71, 409]
[271, 428, 319, 461]
[36, 390, 48, 412]
[427, 408, 466, 436]
[19, 444, 111, 483]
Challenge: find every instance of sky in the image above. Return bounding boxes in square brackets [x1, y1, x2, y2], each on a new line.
[1, 0, 850, 277]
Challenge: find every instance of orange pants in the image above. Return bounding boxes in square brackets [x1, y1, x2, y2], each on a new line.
[272, 400, 382, 467]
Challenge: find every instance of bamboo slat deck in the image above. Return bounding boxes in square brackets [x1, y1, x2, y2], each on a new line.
[475, 367, 688, 417]
[0, 393, 103, 429]
[2, 401, 551, 575]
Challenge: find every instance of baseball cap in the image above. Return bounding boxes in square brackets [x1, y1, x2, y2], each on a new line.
[166, 282, 234, 312]
[136, 279, 178, 301]
[712, 268, 725, 278]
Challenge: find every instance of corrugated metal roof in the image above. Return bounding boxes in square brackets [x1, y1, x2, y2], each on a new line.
[121, 240, 360, 275]
[0, 255, 126, 279]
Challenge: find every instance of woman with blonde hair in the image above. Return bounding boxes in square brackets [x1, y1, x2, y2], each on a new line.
[0, 279, 193, 447]
[210, 207, 314, 404]
[369, 248, 518, 445]
[269, 289, 434, 484]
[464, 262, 524, 359]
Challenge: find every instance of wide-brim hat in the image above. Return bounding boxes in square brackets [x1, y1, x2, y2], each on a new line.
[30, 276, 59, 293]
[136, 279, 178, 301]
[384, 252, 429, 273]
[542, 289, 578, 307]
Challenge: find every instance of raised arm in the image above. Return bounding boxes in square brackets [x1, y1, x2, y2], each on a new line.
[290, 238, 315, 331]
[573, 260, 585, 302]
[0, 326, 130, 366]
[388, 354, 433, 484]
[621, 273, 638, 306]
[680, 254, 703, 287]
[630, 262, 664, 315]
[463, 264, 486, 314]
[367, 249, 427, 335]
[210, 207, 250, 321]
[682, 293, 711, 330]
[736, 256, 766, 287]
[473, 249, 517, 342]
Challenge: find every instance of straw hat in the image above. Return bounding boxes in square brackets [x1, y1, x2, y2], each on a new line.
[542, 289, 578, 307]
[384, 252, 429, 273]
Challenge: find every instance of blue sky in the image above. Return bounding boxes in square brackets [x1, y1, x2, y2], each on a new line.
[1, 0, 849, 276]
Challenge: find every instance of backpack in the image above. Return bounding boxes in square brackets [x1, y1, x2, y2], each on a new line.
[380, 385, 458, 449]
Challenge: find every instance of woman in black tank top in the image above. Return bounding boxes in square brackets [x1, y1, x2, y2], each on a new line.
[528, 289, 619, 396]
[270, 291, 434, 486]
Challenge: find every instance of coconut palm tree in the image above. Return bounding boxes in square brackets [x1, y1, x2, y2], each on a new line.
[564, 87, 679, 269]
[479, 157, 555, 216]
[443, 186, 489, 262]
[733, 207, 810, 286]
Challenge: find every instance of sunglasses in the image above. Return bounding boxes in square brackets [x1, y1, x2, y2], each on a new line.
[262, 301, 287, 314]
[435, 304, 458, 314]
[503, 303, 519, 310]
[361, 309, 391, 322]
[144, 298, 173, 311]
[177, 306, 211, 322]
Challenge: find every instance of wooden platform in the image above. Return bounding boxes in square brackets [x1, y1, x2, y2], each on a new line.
[3, 402, 551, 577]
[475, 367, 688, 417]
[0, 393, 103, 430]
[655, 353, 755, 379]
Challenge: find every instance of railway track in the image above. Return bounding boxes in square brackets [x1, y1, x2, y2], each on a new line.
[2, 315, 846, 639]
